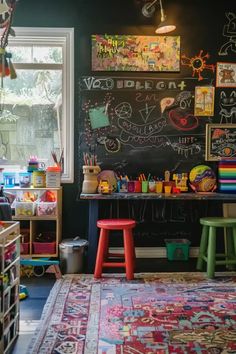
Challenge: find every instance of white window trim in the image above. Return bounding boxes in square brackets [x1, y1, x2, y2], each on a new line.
[8, 27, 74, 183]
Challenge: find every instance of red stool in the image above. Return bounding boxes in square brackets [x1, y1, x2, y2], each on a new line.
[94, 219, 136, 280]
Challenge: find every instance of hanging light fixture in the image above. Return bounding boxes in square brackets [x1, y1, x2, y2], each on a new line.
[142, 0, 176, 34]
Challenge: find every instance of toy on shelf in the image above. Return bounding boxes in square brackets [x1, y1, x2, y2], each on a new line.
[98, 180, 112, 194]
[97, 170, 117, 193]
[173, 173, 188, 192]
[189, 165, 216, 192]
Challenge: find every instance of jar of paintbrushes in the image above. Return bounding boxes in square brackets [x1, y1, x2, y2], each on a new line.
[82, 153, 100, 193]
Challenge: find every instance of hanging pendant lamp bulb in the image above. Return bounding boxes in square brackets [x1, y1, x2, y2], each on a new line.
[141, 0, 176, 34]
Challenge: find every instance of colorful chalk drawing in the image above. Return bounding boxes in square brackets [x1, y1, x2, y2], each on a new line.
[80, 77, 212, 161]
[91, 35, 180, 72]
[218, 12, 236, 56]
[219, 91, 236, 123]
[181, 50, 215, 81]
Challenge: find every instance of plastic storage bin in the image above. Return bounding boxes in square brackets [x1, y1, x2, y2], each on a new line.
[165, 239, 191, 261]
[15, 202, 36, 217]
[3, 172, 16, 187]
[36, 202, 57, 216]
[33, 241, 56, 254]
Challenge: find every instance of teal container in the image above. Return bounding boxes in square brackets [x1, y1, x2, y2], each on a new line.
[3, 172, 16, 188]
[165, 239, 191, 261]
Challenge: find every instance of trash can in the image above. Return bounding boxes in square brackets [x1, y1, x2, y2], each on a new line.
[59, 237, 88, 274]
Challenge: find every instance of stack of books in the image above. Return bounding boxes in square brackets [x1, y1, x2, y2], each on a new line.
[218, 159, 236, 193]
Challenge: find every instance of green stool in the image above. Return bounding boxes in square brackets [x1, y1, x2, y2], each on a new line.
[197, 217, 236, 278]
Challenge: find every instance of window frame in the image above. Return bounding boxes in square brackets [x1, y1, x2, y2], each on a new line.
[6, 27, 74, 183]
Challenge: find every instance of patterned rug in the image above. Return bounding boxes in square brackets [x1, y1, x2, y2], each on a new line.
[27, 273, 236, 354]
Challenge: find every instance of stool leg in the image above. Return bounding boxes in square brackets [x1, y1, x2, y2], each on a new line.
[196, 225, 208, 271]
[123, 229, 134, 280]
[131, 233, 136, 270]
[225, 227, 235, 270]
[232, 226, 236, 261]
[94, 229, 109, 278]
[207, 226, 216, 279]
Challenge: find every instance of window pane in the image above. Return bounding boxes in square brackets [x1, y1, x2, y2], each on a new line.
[0, 69, 62, 169]
[8, 46, 63, 64]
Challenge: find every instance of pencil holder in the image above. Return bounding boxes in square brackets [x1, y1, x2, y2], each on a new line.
[155, 181, 163, 193]
[117, 180, 128, 193]
[82, 165, 101, 194]
[134, 181, 141, 193]
[142, 181, 148, 193]
[128, 181, 135, 193]
[148, 181, 156, 193]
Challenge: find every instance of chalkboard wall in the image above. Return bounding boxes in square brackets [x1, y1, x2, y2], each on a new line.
[77, 3, 236, 188]
[79, 76, 212, 178]
[13, 0, 236, 243]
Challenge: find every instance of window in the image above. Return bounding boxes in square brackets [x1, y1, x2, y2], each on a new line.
[0, 27, 74, 183]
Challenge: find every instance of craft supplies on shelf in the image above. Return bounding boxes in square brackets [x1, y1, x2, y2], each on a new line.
[32, 170, 46, 188]
[46, 166, 61, 188]
[82, 165, 101, 194]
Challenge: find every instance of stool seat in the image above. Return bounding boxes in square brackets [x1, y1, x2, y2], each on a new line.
[197, 217, 236, 278]
[200, 217, 236, 227]
[94, 218, 136, 280]
[97, 219, 136, 230]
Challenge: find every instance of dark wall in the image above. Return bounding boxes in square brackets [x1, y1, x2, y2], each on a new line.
[13, 0, 236, 239]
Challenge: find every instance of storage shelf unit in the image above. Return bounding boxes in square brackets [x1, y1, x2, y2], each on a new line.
[4, 187, 62, 258]
[0, 221, 20, 354]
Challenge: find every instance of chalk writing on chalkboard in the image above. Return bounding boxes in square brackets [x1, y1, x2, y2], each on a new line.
[79, 76, 212, 175]
[205, 123, 236, 161]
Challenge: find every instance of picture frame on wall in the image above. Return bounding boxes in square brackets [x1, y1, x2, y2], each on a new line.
[205, 123, 236, 161]
[91, 34, 180, 72]
[216, 62, 236, 88]
[194, 86, 215, 116]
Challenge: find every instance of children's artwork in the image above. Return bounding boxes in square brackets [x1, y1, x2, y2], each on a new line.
[205, 124, 236, 161]
[91, 34, 180, 72]
[216, 62, 236, 87]
[89, 105, 110, 130]
[218, 12, 236, 56]
[194, 86, 215, 116]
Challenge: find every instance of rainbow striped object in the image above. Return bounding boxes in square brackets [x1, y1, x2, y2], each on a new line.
[218, 160, 236, 193]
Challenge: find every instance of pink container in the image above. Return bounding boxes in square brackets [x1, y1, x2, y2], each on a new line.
[128, 181, 135, 192]
[33, 242, 56, 254]
[20, 243, 29, 255]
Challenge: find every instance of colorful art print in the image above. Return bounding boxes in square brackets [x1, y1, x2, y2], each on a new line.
[216, 62, 236, 88]
[194, 86, 215, 116]
[91, 34, 180, 72]
[205, 123, 236, 161]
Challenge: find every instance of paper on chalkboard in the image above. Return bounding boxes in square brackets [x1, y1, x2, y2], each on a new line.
[89, 105, 110, 130]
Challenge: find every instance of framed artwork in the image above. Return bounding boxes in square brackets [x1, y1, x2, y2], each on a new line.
[194, 86, 215, 116]
[91, 34, 180, 72]
[205, 123, 236, 161]
[216, 62, 236, 88]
